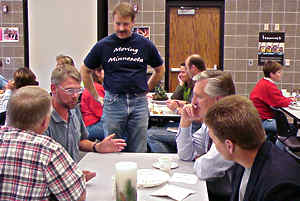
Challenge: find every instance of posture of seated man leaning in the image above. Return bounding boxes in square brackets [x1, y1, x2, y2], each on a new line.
[44, 65, 126, 163]
[205, 95, 300, 201]
[81, 67, 105, 141]
[250, 61, 295, 142]
[1, 86, 86, 201]
[167, 62, 194, 113]
[176, 70, 236, 201]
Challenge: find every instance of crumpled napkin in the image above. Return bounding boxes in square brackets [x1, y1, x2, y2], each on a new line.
[151, 184, 195, 201]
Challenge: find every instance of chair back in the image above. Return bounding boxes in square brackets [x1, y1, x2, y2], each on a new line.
[271, 107, 297, 137]
[0, 111, 6, 126]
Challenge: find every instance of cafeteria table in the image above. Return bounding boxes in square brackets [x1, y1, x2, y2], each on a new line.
[78, 152, 209, 201]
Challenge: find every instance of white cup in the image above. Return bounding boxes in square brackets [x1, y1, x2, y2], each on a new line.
[158, 156, 171, 174]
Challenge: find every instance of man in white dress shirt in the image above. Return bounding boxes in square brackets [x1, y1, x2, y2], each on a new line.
[176, 70, 235, 201]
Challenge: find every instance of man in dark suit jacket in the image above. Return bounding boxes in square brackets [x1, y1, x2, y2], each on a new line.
[204, 95, 300, 201]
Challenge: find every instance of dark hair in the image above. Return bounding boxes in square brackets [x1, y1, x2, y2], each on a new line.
[263, 61, 282, 78]
[13, 68, 39, 89]
[205, 95, 265, 150]
[187, 54, 206, 71]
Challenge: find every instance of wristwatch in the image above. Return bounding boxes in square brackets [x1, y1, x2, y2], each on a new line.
[92, 142, 98, 152]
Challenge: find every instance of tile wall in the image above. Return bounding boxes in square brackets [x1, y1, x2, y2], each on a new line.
[0, 0, 23, 80]
[225, 0, 300, 96]
[2, 0, 300, 95]
[109, 0, 300, 96]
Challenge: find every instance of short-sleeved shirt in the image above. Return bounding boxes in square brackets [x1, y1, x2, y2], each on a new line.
[84, 33, 163, 94]
[0, 126, 85, 200]
[44, 105, 88, 162]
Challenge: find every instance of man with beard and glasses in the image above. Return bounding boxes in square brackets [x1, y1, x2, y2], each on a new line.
[44, 65, 126, 166]
[80, 2, 165, 152]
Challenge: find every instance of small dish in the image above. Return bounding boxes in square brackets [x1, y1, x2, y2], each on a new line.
[152, 162, 179, 169]
[137, 169, 170, 188]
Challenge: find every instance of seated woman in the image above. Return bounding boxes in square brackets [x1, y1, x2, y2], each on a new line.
[80, 67, 105, 141]
[250, 61, 294, 142]
[0, 67, 39, 113]
[0, 68, 39, 125]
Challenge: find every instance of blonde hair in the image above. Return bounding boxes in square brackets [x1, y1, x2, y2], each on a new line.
[56, 54, 74, 67]
[113, 2, 136, 21]
[7, 86, 51, 130]
[51, 64, 81, 85]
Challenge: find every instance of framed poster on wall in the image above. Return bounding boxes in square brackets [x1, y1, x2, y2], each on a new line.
[258, 32, 285, 65]
[132, 26, 150, 40]
[0, 27, 19, 42]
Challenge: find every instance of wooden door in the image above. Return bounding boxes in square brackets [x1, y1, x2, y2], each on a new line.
[168, 7, 221, 92]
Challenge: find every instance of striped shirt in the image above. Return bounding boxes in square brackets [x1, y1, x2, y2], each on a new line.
[0, 126, 85, 200]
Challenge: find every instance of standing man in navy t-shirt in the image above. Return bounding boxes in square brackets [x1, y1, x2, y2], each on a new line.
[80, 2, 165, 152]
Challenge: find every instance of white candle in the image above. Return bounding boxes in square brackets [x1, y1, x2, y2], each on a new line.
[115, 161, 137, 201]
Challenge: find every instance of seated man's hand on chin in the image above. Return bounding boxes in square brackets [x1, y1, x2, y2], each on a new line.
[96, 134, 127, 153]
[182, 104, 203, 123]
[166, 100, 187, 113]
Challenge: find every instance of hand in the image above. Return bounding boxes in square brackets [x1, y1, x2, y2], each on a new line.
[167, 100, 186, 113]
[97, 97, 104, 106]
[96, 134, 127, 153]
[166, 100, 180, 111]
[5, 80, 15, 90]
[181, 104, 202, 124]
[290, 97, 297, 103]
[82, 170, 96, 182]
[177, 74, 184, 86]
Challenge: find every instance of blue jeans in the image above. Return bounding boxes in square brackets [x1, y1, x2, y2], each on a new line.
[147, 121, 202, 153]
[147, 121, 179, 153]
[86, 119, 105, 142]
[102, 91, 149, 152]
[262, 119, 277, 143]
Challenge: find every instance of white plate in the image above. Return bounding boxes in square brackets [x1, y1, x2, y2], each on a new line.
[137, 169, 170, 188]
[151, 100, 168, 105]
[152, 162, 179, 169]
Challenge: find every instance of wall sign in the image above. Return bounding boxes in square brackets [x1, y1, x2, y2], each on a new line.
[258, 32, 285, 65]
[132, 26, 150, 40]
[0, 27, 19, 42]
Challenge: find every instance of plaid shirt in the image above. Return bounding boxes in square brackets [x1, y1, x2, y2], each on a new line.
[0, 126, 86, 201]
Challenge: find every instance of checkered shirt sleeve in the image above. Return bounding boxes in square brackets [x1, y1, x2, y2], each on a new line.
[46, 144, 86, 200]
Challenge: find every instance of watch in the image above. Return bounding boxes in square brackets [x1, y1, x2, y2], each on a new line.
[92, 142, 98, 152]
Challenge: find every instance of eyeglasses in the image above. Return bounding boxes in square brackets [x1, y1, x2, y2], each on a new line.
[59, 86, 83, 95]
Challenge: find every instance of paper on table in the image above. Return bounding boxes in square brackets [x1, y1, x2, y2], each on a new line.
[151, 184, 195, 201]
[169, 173, 198, 184]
